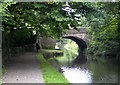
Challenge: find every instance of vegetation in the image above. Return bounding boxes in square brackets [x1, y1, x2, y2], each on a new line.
[1, 1, 120, 62]
[55, 40, 79, 64]
[64, 40, 78, 55]
[1, 1, 119, 84]
[36, 52, 70, 85]
[42, 49, 63, 53]
[45, 39, 79, 65]
[86, 2, 120, 57]
[1, 2, 97, 47]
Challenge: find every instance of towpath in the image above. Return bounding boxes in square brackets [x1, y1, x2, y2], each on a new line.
[2, 52, 45, 84]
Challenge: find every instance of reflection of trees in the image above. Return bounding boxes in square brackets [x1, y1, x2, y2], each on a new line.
[63, 40, 79, 64]
[55, 39, 79, 66]
[88, 60, 118, 83]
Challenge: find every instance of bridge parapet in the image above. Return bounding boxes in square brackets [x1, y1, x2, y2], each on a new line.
[62, 28, 88, 60]
[63, 33, 87, 40]
[63, 28, 88, 42]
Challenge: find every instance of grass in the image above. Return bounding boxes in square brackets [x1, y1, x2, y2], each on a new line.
[36, 52, 71, 85]
[42, 49, 63, 53]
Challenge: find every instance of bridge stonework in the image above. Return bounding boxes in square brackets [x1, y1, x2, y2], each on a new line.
[63, 28, 88, 60]
[64, 28, 88, 41]
[64, 33, 87, 41]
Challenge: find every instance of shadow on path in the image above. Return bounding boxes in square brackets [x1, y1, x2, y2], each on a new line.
[2, 52, 45, 83]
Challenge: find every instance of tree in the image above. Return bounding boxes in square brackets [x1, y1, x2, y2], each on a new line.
[2, 2, 120, 58]
[86, 2, 120, 57]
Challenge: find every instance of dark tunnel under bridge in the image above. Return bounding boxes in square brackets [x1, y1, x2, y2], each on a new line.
[62, 36, 87, 61]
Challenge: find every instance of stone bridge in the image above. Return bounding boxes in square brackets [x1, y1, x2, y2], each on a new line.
[62, 27, 88, 60]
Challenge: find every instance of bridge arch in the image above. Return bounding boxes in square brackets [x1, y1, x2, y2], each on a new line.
[62, 36, 87, 60]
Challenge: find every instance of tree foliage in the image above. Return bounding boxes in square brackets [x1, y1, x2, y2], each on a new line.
[2, 2, 120, 58]
[2, 2, 96, 47]
[87, 2, 120, 57]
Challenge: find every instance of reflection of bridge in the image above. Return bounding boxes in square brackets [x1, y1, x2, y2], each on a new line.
[63, 28, 88, 60]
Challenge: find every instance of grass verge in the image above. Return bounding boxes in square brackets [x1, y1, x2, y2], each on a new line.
[36, 52, 71, 85]
[42, 49, 63, 53]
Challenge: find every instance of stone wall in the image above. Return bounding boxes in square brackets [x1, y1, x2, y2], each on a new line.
[2, 44, 36, 65]
[40, 37, 57, 49]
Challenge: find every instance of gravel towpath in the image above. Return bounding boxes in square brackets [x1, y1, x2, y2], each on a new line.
[2, 52, 45, 84]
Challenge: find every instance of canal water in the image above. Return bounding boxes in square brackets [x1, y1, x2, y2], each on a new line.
[48, 55, 118, 83]
[49, 40, 119, 83]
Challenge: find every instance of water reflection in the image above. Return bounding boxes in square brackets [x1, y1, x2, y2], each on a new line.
[49, 55, 118, 83]
[48, 39, 118, 83]
[61, 66, 92, 83]
[51, 41, 118, 85]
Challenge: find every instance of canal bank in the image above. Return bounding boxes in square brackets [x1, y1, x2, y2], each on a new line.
[42, 47, 118, 83]
[36, 52, 70, 85]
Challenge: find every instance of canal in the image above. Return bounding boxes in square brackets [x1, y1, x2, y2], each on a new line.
[48, 40, 118, 83]
[49, 54, 118, 83]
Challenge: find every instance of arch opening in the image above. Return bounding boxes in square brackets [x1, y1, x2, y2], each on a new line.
[62, 36, 87, 60]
